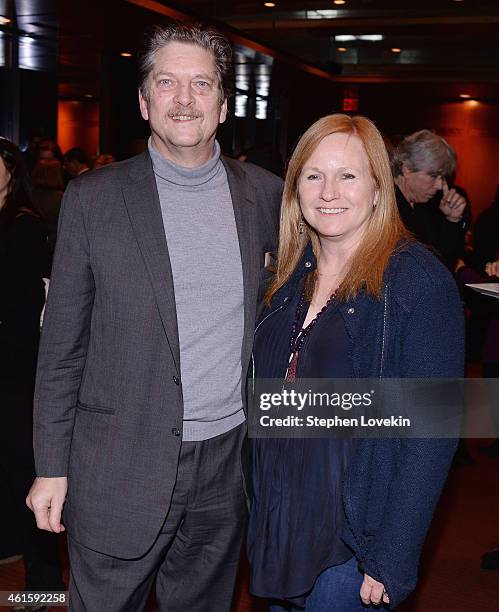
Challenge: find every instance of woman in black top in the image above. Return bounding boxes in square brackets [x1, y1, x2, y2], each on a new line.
[0, 141, 49, 383]
[0, 138, 63, 599]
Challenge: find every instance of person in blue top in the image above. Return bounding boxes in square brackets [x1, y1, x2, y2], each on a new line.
[248, 114, 464, 610]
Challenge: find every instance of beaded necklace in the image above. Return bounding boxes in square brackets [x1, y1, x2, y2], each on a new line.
[284, 289, 336, 382]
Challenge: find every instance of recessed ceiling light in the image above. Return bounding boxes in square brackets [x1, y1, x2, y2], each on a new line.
[335, 34, 383, 42]
[264, 2, 276, 6]
[0, 16, 11, 24]
[120, 52, 132, 58]
[391, 47, 401, 53]
[333, 0, 346, 4]
[459, 93, 471, 99]
[359, 34, 383, 42]
[337, 47, 348, 52]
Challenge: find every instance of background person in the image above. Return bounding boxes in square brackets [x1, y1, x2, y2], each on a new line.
[31, 158, 64, 261]
[62, 147, 90, 179]
[455, 188, 499, 571]
[0, 138, 64, 607]
[92, 153, 116, 169]
[457, 187, 499, 455]
[38, 140, 63, 164]
[392, 129, 467, 270]
[248, 114, 464, 610]
[22, 132, 43, 174]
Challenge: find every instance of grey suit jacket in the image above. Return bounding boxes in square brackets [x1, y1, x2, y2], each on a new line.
[33, 150, 282, 558]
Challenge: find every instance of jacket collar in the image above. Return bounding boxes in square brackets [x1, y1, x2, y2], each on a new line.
[268, 242, 317, 309]
[274, 238, 411, 305]
[122, 151, 181, 372]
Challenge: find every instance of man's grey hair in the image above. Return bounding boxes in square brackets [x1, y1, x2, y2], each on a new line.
[138, 22, 234, 103]
[391, 129, 457, 178]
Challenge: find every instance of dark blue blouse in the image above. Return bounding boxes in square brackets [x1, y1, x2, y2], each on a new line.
[249, 286, 355, 606]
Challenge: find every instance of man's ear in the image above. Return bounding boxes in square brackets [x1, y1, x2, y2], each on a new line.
[219, 98, 228, 125]
[138, 89, 149, 121]
[401, 163, 411, 177]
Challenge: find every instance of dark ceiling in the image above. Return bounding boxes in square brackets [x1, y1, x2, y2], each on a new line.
[177, 0, 499, 81]
[2, 0, 499, 99]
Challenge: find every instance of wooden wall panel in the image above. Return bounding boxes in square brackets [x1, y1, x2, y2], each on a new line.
[57, 100, 99, 157]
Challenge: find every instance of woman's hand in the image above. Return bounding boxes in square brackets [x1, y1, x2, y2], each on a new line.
[360, 573, 390, 606]
[485, 260, 499, 277]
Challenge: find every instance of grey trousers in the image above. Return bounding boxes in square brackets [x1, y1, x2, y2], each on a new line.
[68, 424, 247, 612]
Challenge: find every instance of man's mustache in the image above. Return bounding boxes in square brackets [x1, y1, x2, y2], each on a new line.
[168, 108, 203, 119]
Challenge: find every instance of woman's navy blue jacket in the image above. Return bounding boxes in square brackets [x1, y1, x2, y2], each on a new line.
[252, 240, 464, 608]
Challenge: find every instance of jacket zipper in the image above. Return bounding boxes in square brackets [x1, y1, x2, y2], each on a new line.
[242, 299, 290, 512]
[254, 298, 289, 335]
[251, 298, 289, 392]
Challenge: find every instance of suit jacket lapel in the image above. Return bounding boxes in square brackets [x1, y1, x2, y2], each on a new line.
[121, 152, 259, 377]
[122, 151, 180, 372]
[222, 156, 260, 369]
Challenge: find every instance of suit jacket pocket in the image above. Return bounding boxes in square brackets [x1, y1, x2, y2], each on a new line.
[76, 401, 115, 415]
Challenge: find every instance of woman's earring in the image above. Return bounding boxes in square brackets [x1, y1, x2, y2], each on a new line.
[298, 216, 304, 234]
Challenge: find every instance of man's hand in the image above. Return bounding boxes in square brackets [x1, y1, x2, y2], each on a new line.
[360, 573, 390, 606]
[439, 181, 467, 223]
[485, 260, 499, 277]
[26, 477, 68, 533]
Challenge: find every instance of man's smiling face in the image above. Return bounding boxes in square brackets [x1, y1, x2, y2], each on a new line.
[139, 41, 227, 167]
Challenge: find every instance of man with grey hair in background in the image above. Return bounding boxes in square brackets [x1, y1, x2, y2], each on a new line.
[26, 22, 282, 611]
[392, 129, 467, 269]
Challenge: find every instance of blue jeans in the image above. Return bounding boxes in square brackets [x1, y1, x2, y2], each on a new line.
[269, 556, 366, 611]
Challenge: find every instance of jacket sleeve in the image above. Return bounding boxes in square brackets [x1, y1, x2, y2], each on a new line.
[360, 271, 464, 608]
[422, 199, 466, 270]
[33, 179, 95, 477]
[434, 215, 465, 270]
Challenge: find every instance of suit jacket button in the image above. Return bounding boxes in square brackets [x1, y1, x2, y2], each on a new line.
[173, 375, 180, 385]
[172, 427, 181, 437]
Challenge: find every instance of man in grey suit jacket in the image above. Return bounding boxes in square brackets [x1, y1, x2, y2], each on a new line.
[26, 23, 282, 611]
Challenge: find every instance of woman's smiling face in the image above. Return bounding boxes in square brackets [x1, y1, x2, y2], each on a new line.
[298, 132, 378, 250]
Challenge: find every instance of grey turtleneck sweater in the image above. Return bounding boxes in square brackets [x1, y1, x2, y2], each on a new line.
[149, 139, 245, 441]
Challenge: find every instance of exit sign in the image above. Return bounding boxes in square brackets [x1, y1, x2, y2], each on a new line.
[342, 97, 359, 111]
